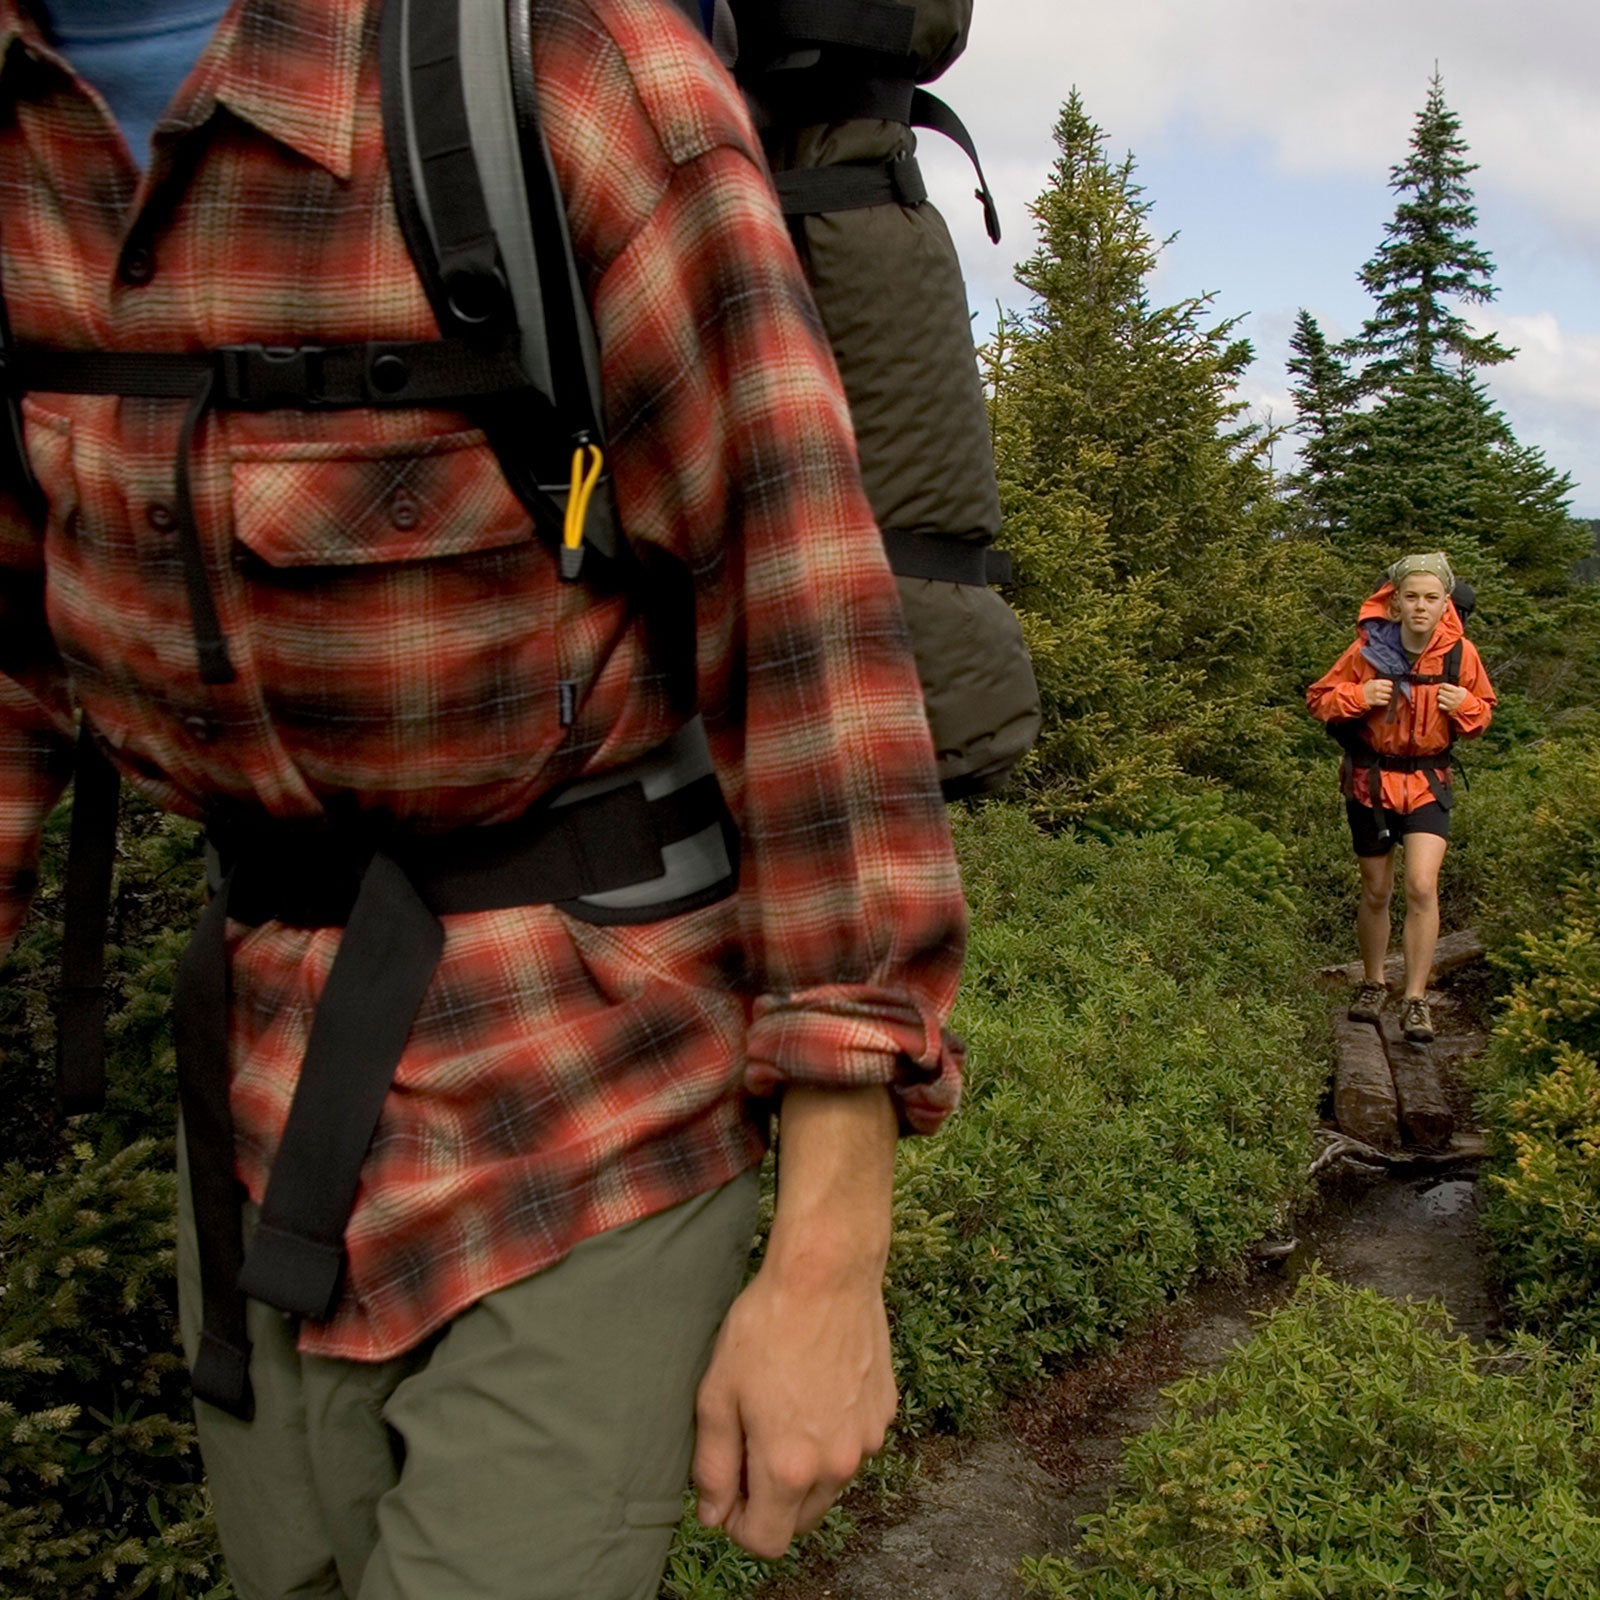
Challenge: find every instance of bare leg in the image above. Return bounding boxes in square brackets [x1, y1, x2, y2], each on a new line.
[1399, 832, 1448, 998]
[1356, 851, 1396, 984]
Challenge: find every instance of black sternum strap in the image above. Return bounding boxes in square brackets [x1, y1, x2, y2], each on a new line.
[13, 337, 537, 686]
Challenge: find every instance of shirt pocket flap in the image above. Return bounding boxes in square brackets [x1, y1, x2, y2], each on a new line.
[229, 428, 533, 568]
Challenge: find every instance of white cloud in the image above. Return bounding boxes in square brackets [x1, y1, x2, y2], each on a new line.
[1472, 310, 1600, 412]
[933, 1, 1600, 262]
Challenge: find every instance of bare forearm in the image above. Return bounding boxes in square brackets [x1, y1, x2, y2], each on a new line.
[765, 1083, 897, 1285]
[694, 1083, 899, 1558]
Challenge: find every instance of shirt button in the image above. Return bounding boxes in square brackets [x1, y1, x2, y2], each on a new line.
[120, 245, 156, 285]
[145, 501, 177, 533]
[389, 490, 419, 531]
[182, 715, 219, 744]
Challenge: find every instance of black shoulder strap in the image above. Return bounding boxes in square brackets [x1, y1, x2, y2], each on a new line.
[379, 0, 620, 573]
[1444, 639, 1463, 685]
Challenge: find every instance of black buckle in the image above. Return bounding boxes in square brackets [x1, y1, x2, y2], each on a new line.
[217, 344, 328, 410]
[887, 154, 927, 207]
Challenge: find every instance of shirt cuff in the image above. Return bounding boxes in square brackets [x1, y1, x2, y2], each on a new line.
[745, 988, 965, 1135]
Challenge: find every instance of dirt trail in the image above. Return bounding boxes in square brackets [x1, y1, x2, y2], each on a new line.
[762, 972, 1497, 1600]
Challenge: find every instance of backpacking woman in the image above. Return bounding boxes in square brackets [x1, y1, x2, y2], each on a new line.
[1307, 553, 1495, 1042]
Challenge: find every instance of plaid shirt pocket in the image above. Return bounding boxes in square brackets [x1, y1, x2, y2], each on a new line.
[226, 428, 571, 793]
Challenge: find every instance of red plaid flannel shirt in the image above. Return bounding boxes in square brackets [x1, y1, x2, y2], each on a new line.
[0, 0, 965, 1359]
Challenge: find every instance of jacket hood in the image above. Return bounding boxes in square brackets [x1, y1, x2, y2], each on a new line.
[1357, 583, 1463, 665]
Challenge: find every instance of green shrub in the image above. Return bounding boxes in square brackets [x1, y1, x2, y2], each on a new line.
[0, 1142, 225, 1600]
[0, 795, 223, 1600]
[886, 803, 1318, 1431]
[1109, 792, 1299, 916]
[1473, 735, 1600, 963]
[1022, 1271, 1600, 1600]
[1468, 880, 1600, 1346]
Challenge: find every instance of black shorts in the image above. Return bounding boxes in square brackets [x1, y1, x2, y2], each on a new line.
[1346, 798, 1451, 857]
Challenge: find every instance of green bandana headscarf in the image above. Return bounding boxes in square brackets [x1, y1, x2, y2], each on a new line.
[1387, 551, 1456, 593]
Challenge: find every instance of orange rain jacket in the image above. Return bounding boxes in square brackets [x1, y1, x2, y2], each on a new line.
[1306, 585, 1496, 815]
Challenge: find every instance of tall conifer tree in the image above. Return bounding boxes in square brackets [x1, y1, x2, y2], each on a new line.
[1286, 310, 1353, 528]
[1353, 72, 1513, 383]
[990, 93, 1311, 816]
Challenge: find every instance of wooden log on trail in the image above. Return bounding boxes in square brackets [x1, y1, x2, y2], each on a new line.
[1380, 1016, 1455, 1153]
[1332, 1012, 1400, 1151]
[1316, 928, 1485, 992]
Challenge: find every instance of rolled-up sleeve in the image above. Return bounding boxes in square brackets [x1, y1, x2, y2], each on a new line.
[583, 134, 966, 1131]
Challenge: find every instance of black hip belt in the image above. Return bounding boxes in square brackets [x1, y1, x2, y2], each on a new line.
[1365, 750, 1451, 773]
[1342, 741, 1454, 841]
[174, 717, 737, 1421]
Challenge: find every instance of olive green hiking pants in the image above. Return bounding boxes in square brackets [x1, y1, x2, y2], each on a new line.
[177, 1167, 759, 1600]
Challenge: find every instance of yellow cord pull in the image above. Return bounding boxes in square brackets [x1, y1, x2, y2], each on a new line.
[561, 442, 604, 580]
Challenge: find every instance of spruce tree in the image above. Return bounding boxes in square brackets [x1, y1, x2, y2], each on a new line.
[990, 92, 1319, 818]
[1285, 71, 1596, 719]
[1285, 309, 1354, 529]
[1353, 72, 1513, 383]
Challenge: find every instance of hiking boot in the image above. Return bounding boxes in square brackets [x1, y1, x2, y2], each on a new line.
[1347, 980, 1388, 1024]
[1400, 996, 1434, 1043]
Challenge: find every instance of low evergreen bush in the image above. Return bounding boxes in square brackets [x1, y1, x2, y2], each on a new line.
[887, 803, 1317, 1431]
[1022, 1272, 1600, 1600]
[0, 795, 223, 1600]
[1470, 877, 1600, 1346]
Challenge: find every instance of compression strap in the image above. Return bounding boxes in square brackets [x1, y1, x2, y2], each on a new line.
[768, 87, 1001, 243]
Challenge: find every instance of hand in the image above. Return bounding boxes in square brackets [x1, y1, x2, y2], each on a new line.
[1437, 682, 1467, 713]
[693, 1253, 896, 1558]
[1363, 678, 1394, 708]
[693, 1085, 898, 1559]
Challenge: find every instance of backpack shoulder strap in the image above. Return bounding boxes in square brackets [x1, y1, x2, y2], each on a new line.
[1444, 639, 1463, 685]
[379, 0, 620, 573]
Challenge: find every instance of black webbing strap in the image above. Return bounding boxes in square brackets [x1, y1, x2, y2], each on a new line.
[180, 769, 735, 1419]
[766, 85, 1001, 244]
[776, 154, 927, 215]
[13, 341, 530, 410]
[233, 853, 445, 1324]
[55, 726, 121, 1114]
[882, 529, 1012, 587]
[767, 0, 915, 57]
[911, 89, 1002, 244]
[175, 887, 253, 1415]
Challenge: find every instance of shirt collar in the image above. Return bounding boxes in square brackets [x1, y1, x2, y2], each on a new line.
[0, 0, 368, 181]
[185, 0, 368, 181]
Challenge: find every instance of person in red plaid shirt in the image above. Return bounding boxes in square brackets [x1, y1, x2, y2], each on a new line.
[0, 0, 967, 1594]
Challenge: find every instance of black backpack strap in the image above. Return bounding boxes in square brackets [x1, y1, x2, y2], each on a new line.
[381, 0, 620, 579]
[908, 90, 1001, 244]
[1444, 639, 1463, 685]
[881, 529, 1010, 587]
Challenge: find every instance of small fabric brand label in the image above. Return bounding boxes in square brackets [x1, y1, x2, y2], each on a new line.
[558, 680, 578, 726]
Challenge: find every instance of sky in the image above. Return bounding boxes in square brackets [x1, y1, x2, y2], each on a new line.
[914, 0, 1600, 518]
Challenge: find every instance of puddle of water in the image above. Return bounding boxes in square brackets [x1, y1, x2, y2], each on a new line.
[1294, 1164, 1501, 1341]
[1415, 1177, 1476, 1221]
